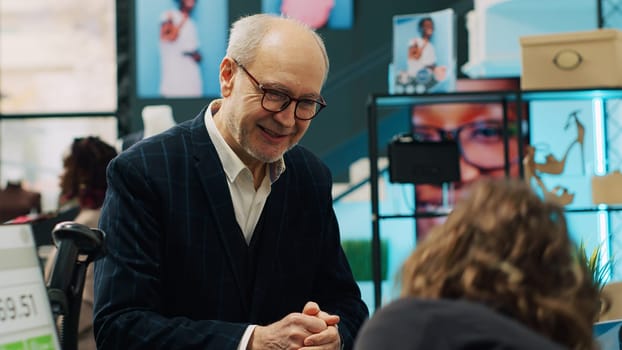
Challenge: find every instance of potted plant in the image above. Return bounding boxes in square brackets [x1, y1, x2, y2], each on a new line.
[576, 241, 615, 318]
[576, 241, 612, 291]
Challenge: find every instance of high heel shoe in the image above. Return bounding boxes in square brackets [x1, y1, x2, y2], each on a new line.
[565, 109, 585, 175]
[535, 153, 568, 175]
[534, 110, 585, 175]
[523, 145, 576, 206]
[544, 186, 575, 206]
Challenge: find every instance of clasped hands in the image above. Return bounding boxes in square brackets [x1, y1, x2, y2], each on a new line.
[249, 301, 341, 350]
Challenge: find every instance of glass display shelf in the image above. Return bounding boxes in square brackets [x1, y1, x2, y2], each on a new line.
[521, 87, 622, 102]
[564, 206, 622, 213]
[370, 90, 519, 107]
[378, 206, 622, 220]
[370, 88, 622, 108]
[378, 211, 452, 220]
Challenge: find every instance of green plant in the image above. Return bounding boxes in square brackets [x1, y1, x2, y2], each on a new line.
[342, 239, 388, 281]
[575, 240, 613, 292]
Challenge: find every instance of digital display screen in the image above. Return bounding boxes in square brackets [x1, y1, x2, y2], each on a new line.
[0, 224, 61, 349]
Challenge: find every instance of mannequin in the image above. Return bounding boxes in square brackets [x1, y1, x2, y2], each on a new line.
[142, 104, 176, 138]
[120, 105, 176, 151]
[0, 180, 42, 223]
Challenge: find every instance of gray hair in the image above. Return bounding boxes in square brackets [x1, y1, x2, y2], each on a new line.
[226, 13, 330, 82]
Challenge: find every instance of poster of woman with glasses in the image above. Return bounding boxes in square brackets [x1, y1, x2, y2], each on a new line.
[412, 78, 527, 241]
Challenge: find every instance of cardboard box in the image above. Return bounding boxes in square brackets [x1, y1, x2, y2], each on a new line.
[520, 29, 622, 90]
[462, 0, 597, 79]
[592, 171, 622, 205]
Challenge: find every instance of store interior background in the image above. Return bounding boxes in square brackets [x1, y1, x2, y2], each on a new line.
[2, 0, 622, 312]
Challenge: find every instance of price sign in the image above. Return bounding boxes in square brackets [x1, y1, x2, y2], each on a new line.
[0, 224, 60, 349]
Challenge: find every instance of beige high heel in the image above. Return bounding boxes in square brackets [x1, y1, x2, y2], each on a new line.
[534, 110, 585, 175]
[566, 110, 585, 175]
[523, 145, 576, 206]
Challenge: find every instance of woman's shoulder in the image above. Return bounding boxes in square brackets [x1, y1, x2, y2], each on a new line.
[354, 298, 565, 350]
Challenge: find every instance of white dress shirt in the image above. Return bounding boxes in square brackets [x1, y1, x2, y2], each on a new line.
[204, 100, 285, 349]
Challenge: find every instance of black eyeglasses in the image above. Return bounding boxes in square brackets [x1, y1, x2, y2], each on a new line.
[233, 59, 326, 120]
[412, 120, 520, 171]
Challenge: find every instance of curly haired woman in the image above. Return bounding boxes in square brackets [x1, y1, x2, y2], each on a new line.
[355, 178, 600, 350]
[46, 136, 117, 350]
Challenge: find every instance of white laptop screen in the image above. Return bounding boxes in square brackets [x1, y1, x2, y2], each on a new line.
[0, 224, 61, 349]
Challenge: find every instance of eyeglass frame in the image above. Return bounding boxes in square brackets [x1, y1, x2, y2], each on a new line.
[412, 120, 521, 171]
[232, 58, 327, 120]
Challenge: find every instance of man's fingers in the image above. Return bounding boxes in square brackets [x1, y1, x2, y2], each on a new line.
[297, 313, 328, 334]
[317, 310, 340, 326]
[303, 325, 340, 348]
[302, 301, 340, 327]
[302, 301, 320, 315]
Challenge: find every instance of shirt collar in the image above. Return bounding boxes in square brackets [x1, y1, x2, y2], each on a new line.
[204, 100, 285, 183]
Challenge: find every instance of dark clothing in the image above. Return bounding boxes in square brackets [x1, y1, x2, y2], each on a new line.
[93, 110, 368, 349]
[0, 182, 41, 223]
[354, 298, 566, 350]
[120, 130, 144, 151]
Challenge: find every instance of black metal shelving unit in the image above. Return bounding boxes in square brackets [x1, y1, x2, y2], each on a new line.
[366, 87, 622, 310]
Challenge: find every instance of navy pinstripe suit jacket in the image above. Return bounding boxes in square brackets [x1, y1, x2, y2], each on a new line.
[93, 110, 368, 349]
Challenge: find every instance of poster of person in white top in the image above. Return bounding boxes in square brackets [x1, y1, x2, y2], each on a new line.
[135, 0, 227, 98]
[159, 0, 202, 97]
[392, 9, 456, 94]
[407, 18, 437, 78]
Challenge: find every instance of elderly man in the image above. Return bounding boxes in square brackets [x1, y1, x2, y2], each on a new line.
[94, 13, 368, 350]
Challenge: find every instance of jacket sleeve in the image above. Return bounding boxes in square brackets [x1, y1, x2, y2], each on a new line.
[93, 154, 247, 350]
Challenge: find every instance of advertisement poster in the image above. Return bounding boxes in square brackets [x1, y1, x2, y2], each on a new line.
[411, 78, 524, 241]
[391, 9, 456, 94]
[135, 0, 228, 98]
[261, 0, 353, 29]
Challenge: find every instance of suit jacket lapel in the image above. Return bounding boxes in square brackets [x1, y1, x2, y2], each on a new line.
[189, 112, 250, 314]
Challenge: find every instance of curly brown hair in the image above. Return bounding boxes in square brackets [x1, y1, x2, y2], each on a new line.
[59, 136, 117, 209]
[401, 178, 599, 350]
